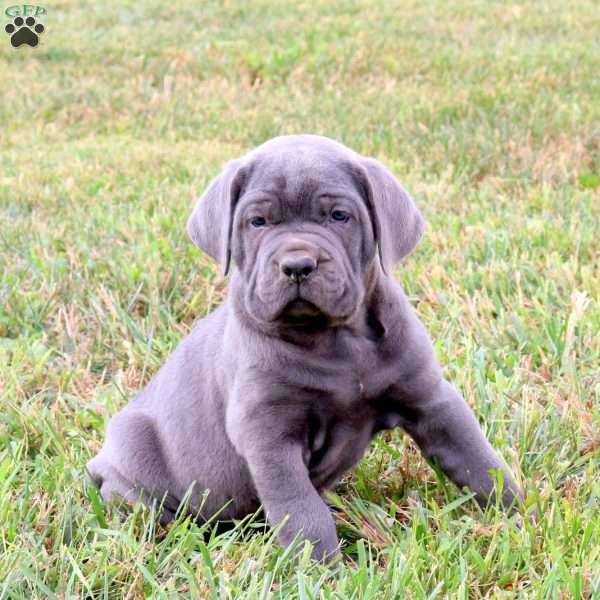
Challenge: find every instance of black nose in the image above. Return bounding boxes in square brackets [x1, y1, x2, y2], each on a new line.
[280, 254, 317, 283]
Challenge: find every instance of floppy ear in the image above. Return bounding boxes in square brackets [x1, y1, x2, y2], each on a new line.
[187, 159, 246, 276]
[360, 157, 425, 273]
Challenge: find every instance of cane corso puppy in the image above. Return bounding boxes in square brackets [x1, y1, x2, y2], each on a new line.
[87, 134, 522, 561]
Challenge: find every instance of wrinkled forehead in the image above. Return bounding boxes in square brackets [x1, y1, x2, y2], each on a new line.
[241, 141, 361, 209]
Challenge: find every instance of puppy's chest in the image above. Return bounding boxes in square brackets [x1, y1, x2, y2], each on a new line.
[299, 335, 401, 486]
[326, 332, 393, 405]
[303, 348, 395, 488]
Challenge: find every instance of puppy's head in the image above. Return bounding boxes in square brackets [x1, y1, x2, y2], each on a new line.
[188, 135, 424, 326]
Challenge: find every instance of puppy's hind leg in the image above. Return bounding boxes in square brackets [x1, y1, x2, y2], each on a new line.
[87, 412, 178, 522]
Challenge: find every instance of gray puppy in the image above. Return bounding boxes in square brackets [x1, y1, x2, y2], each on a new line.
[87, 134, 522, 561]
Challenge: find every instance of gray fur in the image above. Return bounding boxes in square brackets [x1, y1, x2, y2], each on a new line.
[87, 134, 522, 562]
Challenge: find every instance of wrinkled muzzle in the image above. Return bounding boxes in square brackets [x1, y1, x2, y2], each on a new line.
[244, 230, 364, 325]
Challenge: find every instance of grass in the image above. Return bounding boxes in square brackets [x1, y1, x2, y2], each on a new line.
[1, 0, 599, 597]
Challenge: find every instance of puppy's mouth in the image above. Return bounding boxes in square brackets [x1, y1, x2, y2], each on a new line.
[279, 299, 324, 321]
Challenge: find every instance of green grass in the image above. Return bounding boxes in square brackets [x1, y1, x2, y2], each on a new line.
[1, 0, 599, 597]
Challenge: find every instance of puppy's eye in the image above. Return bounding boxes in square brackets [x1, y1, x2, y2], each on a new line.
[250, 216, 267, 228]
[331, 210, 350, 223]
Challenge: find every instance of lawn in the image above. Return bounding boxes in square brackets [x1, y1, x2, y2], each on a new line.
[1, 0, 599, 597]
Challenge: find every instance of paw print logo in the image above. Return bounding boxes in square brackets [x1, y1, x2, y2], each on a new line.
[5, 16, 45, 47]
